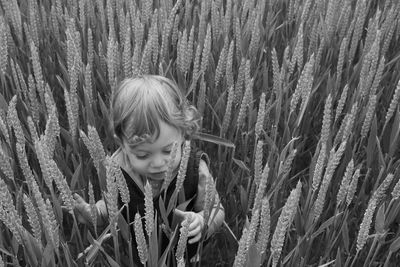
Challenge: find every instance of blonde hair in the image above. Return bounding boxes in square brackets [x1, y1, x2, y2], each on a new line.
[111, 75, 200, 146]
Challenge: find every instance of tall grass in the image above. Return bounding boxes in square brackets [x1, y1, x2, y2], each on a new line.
[0, 0, 399, 266]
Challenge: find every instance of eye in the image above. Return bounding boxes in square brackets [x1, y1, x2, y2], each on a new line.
[135, 154, 150, 159]
[163, 149, 172, 155]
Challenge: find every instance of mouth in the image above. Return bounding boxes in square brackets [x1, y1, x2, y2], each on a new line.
[148, 171, 166, 180]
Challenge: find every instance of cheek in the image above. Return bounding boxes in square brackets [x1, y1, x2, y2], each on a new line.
[172, 146, 183, 168]
[126, 155, 148, 172]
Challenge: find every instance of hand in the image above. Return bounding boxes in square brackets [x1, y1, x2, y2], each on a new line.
[72, 193, 93, 224]
[174, 209, 205, 244]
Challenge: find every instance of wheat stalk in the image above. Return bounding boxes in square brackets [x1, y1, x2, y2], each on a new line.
[234, 14, 241, 61]
[7, 95, 25, 146]
[360, 94, 377, 139]
[346, 168, 361, 206]
[0, 17, 7, 76]
[256, 196, 270, 256]
[88, 180, 98, 229]
[28, 74, 40, 124]
[334, 84, 349, 123]
[150, 10, 159, 67]
[312, 143, 326, 191]
[314, 140, 347, 221]
[271, 48, 281, 97]
[336, 159, 354, 208]
[336, 38, 348, 89]
[0, 114, 10, 147]
[45, 199, 59, 248]
[122, 15, 132, 78]
[221, 86, 234, 137]
[384, 79, 400, 125]
[225, 40, 235, 92]
[348, 0, 367, 65]
[248, 12, 260, 59]
[214, 38, 228, 87]
[253, 164, 270, 212]
[197, 75, 206, 118]
[185, 25, 195, 74]
[374, 173, 394, 203]
[23, 193, 41, 242]
[255, 93, 266, 141]
[341, 102, 358, 143]
[175, 140, 191, 194]
[234, 58, 246, 105]
[233, 226, 249, 267]
[203, 173, 216, 225]
[177, 29, 187, 74]
[162, 141, 179, 190]
[0, 177, 23, 244]
[134, 212, 148, 264]
[105, 157, 119, 223]
[144, 182, 154, 237]
[80, 126, 106, 175]
[270, 181, 302, 267]
[176, 214, 191, 264]
[381, 8, 396, 56]
[200, 24, 212, 76]
[356, 197, 377, 252]
[108, 158, 130, 205]
[211, 1, 220, 43]
[0, 145, 13, 182]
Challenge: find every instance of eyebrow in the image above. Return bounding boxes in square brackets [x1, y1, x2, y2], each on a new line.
[133, 142, 175, 153]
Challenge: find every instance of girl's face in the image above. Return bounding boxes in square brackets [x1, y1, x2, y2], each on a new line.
[123, 121, 184, 181]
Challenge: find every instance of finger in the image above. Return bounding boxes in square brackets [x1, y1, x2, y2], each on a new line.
[188, 233, 201, 244]
[188, 220, 199, 231]
[73, 193, 86, 203]
[188, 225, 201, 237]
[173, 209, 187, 218]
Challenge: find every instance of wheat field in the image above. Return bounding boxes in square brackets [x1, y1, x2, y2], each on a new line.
[0, 0, 399, 266]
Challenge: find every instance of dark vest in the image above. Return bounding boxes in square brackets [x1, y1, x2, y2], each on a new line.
[118, 146, 205, 266]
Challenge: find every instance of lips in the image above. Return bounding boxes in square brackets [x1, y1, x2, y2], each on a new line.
[148, 171, 166, 180]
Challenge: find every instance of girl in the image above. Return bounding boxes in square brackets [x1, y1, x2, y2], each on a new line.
[74, 75, 225, 265]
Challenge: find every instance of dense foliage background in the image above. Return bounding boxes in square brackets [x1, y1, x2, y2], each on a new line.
[0, 0, 400, 266]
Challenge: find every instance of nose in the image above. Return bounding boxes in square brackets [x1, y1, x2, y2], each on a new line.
[150, 153, 168, 168]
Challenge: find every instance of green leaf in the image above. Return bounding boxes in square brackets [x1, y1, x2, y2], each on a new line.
[342, 220, 350, 253]
[389, 235, 400, 253]
[193, 132, 235, 148]
[158, 227, 178, 266]
[366, 114, 377, 168]
[389, 108, 400, 157]
[0, 93, 8, 112]
[61, 243, 75, 267]
[117, 213, 131, 242]
[375, 203, 385, 235]
[158, 197, 171, 230]
[104, 252, 121, 267]
[335, 248, 342, 267]
[233, 158, 250, 173]
[70, 162, 82, 191]
[240, 185, 248, 213]
[41, 243, 54, 267]
[246, 243, 261, 267]
[312, 213, 343, 239]
[21, 232, 40, 267]
[148, 216, 159, 267]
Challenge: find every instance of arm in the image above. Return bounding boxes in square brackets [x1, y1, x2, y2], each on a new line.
[194, 159, 225, 236]
[175, 159, 225, 243]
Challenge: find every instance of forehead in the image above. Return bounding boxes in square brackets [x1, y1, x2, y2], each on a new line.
[130, 121, 183, 152]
